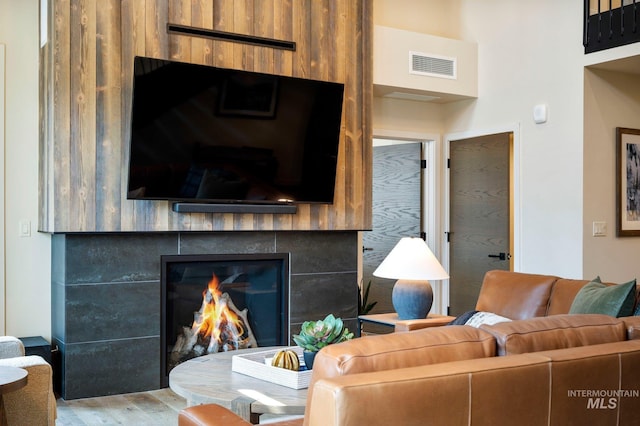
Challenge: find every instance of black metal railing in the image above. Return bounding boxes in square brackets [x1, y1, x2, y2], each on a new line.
[584, 0, 640, 53]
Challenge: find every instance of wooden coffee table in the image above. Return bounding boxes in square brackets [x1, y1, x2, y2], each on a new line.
[0, 366, 28, 426]
[169, 346, 307, 424]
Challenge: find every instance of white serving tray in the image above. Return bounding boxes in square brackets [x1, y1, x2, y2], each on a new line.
[231, 346, 312, 389]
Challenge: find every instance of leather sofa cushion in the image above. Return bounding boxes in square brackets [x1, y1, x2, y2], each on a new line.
[475, 270, 558, 319]
[480, 314, 626, 355]
[308, 353, 552, 426]
[546, 278, 591, 315]
[313, 325, 495, 379]
[536, 339, 640, 426]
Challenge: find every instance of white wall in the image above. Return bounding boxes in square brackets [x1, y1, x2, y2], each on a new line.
[374, 0, 587, 278]
[443, 0, 585, 277]
[0, 0, 52, 339]
[373, 0, 462, 39]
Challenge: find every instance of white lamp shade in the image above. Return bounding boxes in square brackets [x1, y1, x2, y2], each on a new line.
[373, 237, 449, 281]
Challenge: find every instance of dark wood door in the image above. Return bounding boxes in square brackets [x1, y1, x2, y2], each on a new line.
[363, 142, 422, 320]
[448, 133, 512, 316]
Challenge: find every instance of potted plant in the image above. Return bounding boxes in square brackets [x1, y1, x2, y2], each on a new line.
[292, 314, 354, 369]
[358, 280, 377, 315]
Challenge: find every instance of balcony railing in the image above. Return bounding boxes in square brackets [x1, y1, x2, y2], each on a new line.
[584, 0, 640, 53]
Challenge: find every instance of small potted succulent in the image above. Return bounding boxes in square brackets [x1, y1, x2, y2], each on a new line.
[292, 314, 354, 369]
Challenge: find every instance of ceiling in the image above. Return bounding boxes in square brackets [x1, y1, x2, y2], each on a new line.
[587, 55, 640, 75]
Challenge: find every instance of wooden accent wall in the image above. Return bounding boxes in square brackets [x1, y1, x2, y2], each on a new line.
[40, 0, 372, 233]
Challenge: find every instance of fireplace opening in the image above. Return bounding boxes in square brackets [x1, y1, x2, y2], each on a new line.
[160, 253, 290, 387]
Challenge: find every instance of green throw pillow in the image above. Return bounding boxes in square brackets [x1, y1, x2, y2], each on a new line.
[569, 277, 637, 317]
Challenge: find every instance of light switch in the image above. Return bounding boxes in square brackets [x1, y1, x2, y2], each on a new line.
[19, 219, 31, 237]
[19, 220, 31, 237]
[592, 221, 607, 237]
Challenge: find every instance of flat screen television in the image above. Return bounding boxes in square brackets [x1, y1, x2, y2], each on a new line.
[127, 56, 344, 207]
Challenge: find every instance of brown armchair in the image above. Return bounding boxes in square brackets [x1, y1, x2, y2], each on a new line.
[0, 336, 57, 425]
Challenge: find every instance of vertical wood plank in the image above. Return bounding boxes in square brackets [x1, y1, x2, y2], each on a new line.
[120, 0, 146, 231]
[145, 0, 169, 59]
[291, 0, 310, 80]
[166, 0, 193, 231]
[40, 0, 54, 231]
[233, 0, 254, 72]
[212, 0, 234, 69]
[96, 0, 122, 231]
[290, 0, 311, 230]
[191, 0, 214, 66]
[187, 0, 215, 231]
[211, 0, 235, 231]
[345, 0, 367, 230]
[309, 0, 330, 229]
[70, 0, 97, 231]
[361, 0, 374, 230]
[273, 0, 293, 78]
[53, 0, 72, 231]
[143, 0, 170, 230]
[358, 0, 373, 229]
[168, 0, 191, 61]
[251, 0, 275, 230]
[232, 0, 255, 230]
[328, 0, 348, 230]
[272, 0, 294, 231]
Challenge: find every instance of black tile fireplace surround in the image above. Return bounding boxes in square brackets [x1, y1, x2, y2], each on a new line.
[51, 231, 358, 400]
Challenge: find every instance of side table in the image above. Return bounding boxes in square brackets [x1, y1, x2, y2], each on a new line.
[0, 366, 28, 426]
[169, 346, 307, 424]
[359, 312, 456, 332]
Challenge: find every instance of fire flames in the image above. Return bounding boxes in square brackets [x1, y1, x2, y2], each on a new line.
[191, 274, 250, 353]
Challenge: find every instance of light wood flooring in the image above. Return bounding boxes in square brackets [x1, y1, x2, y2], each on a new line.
[55, 389, 303, 425]
[55, 388, 187, 425]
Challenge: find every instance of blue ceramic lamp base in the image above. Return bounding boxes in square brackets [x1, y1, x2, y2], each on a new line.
[392, 279, 434, 320]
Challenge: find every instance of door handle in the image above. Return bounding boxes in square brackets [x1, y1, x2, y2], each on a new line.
[488, 252, 511, 261]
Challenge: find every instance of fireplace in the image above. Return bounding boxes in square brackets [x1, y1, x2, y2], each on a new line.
[51, 230, 358, 399]
[160, 253, 290, 387]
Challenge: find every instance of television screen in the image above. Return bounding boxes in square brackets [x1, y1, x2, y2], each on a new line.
[127, 56, 344, 206]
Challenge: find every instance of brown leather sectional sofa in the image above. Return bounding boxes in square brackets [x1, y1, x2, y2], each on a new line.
[179, 270, 640, 426]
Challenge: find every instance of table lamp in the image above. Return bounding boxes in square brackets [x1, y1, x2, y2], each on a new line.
[373, 237, 449, 320]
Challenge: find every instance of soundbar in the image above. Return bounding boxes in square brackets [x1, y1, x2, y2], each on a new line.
[172, 203, 298, 214]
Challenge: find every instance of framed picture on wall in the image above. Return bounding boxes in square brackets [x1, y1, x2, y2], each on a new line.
[616, 127, 640, 237]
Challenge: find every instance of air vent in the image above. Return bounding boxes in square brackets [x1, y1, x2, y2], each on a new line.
[409, 51, 457, 79]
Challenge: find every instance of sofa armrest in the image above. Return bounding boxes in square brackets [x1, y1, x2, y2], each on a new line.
[179, 404, 252, 426]
[0, 355, 57, 426]
[622, 316, 640, 340]
[0, 336, 25, 358]
[394, 315, 456, 332]
[178, 404, 303, 426]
